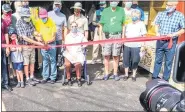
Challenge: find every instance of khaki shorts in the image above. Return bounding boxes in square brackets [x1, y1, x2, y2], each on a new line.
[102, 33, 122, 56]
[22, 48, 35, 65]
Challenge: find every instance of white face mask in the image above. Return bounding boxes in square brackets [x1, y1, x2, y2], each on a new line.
[125, 2, 132, 9]
[16, 6, 22, 13]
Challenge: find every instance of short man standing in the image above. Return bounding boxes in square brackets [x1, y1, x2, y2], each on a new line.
[16, 8, 44, 86]
[34, 8, 57, 84]
[68, 2, 88, 39]
[152, 1, 185, 81]
[99, 1, 125, 81]
[48, 1, 67, 68]
[91, 1, 106, 64]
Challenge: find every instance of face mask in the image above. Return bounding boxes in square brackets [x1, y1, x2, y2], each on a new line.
[166, 6, 175, 13]
[53, 7, 60, 13]
[100, 7, 104, 11]
[131, 4, 138, 9]
[16, 6, 22, 13]
[71, 27, 78, 33]
[132, 16, 139, 22]
[41, 18, 48, 23]
[125, 2, 132, 9]
[110, 2, 118, 8]
[24, 17, 31, 22]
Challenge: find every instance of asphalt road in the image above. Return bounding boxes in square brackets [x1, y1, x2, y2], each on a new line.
[2, 46, 151, 111]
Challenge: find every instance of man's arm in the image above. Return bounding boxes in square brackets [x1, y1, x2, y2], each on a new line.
[63, 27, 68, 41]
[22, 36, 44, 46]
[167, 28, 185, 38]
[84, 30, 88, 39]
[5, 33, 10, 56]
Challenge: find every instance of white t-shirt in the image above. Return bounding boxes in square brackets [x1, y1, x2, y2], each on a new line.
[63, 32, 88, 65]
[124, 21, 147, 47]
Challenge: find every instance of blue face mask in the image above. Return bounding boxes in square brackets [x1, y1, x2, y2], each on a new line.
[132, 16, 139, 22]
[100, 7, 104, 11]
[54, 7, 60, 13]
[41, 18, 48, 23]
[71, 27, 78, 33]
[110, 2, 118, 8]
[166, 7, 175, 13]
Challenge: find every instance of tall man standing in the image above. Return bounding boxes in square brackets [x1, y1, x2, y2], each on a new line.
[16, 7, 44, 86]
[152, 1, 185, 81]
[48, 1, 68, 69]
[99, 1, 125, 81]
[68, 2, 88, 39]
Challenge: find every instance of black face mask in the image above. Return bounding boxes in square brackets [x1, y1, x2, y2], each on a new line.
[131, 4, 138, 9]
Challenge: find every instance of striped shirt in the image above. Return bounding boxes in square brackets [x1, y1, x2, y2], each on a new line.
[155, 10, 185, 36]
[16, 19, 35, 45]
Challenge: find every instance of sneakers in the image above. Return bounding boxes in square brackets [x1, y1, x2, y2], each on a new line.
[21, 82, 25, 88]
[103, 75, 109, 81]
[50, 80, 55, 84]
[113, 75, 120, 81]
[16, 82, 21, 88]
[77, 79, 82, 87]
[41, 79, 47, 84]
[16, 82, 24, 88]
[123, 76, 128, 81]
[31, 77, 41, 84]
[26, 79, 36, 86]
[67, 79, 72, 86]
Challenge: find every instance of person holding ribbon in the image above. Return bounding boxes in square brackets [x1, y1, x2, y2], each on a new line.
[16, 7, 44, 86]
[91, 1, 107, 64]
[123, 9, 147, 82]
[63, 22, 88, 87]
[99, 1, 125, 81]
[34, 8, 57, 84]
[152, 1, 185, 81]
[48, 1, 68, 69]
[9, 27, 24, 88]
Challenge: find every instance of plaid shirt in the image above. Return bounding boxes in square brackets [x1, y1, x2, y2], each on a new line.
[16, 19, 35, 45]
[155, 10, 185, 36]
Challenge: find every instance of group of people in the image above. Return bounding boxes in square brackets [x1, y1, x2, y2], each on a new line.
[1, 0, 185, 91]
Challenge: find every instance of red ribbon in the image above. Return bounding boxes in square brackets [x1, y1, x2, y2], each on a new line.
[2, 36, 171, 49]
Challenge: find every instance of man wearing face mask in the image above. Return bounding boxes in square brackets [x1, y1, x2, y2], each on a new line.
[16, 7, 44, 86]
[48, 1, 67, 69]
[99, 1, 125, 81]
[152, 1, 185, 81]
[34, 8, 57, 84]
[91, 1, 107, 64]
[63, 22, 88, 87]
[68, 2, 88, 39]
[131, 1, 144, 21]
[123, 2, 133, 25]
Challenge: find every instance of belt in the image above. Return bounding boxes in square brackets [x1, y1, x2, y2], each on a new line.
[109, 32, 122, 35]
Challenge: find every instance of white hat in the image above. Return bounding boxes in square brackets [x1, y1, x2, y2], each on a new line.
[70, 2, 85, 11]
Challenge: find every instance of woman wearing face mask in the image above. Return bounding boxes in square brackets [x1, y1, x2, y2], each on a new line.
[123, 9, 147, 82]
[34, 8, 57, 84]
[63, 22, 88, 87]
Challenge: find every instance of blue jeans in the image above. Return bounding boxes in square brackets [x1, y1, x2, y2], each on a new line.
[1, 48, 9, 86]
[153, 39, 177, 81]
[41, 43, 57, 80]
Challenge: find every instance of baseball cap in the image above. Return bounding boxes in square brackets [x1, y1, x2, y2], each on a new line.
[39, 8, 48, 18]
[2, 4, 12, 12]
[20, 7, 31, 17]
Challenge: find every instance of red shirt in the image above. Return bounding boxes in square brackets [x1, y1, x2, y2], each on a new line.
[1, 19, 8, 43]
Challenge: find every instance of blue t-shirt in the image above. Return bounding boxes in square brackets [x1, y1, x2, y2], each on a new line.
[48, 11, 67, 41]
